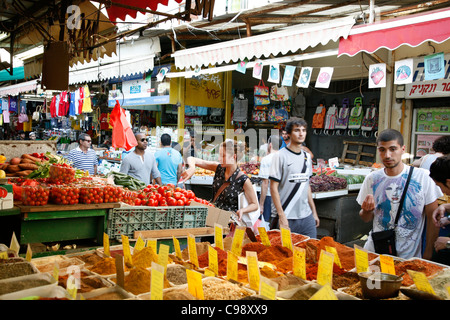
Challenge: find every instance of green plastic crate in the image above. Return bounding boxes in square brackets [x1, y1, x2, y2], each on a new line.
[107, 206, 208, 240]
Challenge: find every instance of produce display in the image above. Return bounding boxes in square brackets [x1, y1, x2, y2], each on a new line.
[240, 162, 260, 177]
[309, 174, 347, 192]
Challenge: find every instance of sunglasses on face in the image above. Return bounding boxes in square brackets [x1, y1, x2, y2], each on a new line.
[83, 139, 92, 142]
[140, 138, 148, 142]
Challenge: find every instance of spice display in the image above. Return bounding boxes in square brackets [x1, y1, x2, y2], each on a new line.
[166, 265, 188, 285]
[132, 246, 158, 269]
[241, 242, 268, 256]
[115, 267, 171, 295]
[202, 279, 252, 300]
[87, 292, 127, 300]
[256, 230, 308, 246]
[260, 265, 280, 278]
[0, 258, 25, 264]
[198, 246, 227, 270]
[420, 269, 450, 299]
[59, 276, 110, 293]
[182, 242, 210, 261]
[332, 272, 360, 290]
[0, 278, 51, 296]
[73, 252, 103, 267]
[34, 258, 83, 273]
[258, 245, 292, 264]
[270, 273, 308, 291]
[0, 262, 37, 280]
[305, 262, 347, 281]
[162, 288, 197, 300]
[372, 259, 445, 286]
[342, 281, 364, 299]
[286, 285, 320, 300]
[58, 270, 91, 286]
[89, 257, 128, 275]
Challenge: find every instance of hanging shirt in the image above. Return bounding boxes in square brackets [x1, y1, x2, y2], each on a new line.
[49, 96, 57, 118]
[2, 110, 9, 123]
[100, 113, 109, 130]
[69, 92, 76, 116]
[1, 98, 8, 111]
[8, 96, 18, 113]
[78, 87, 84, 115]
[82, 85, 92, 113]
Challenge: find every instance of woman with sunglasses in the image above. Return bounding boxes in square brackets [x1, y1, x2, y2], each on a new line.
[66, 133, 98, 175]
[181, 139, 259, 227]
[119, 132, 162, 186]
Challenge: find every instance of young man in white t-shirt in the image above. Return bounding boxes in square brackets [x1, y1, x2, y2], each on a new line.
[357, 129, 442, 259]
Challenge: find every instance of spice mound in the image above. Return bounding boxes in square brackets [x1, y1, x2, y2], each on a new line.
[113, 267, 171, 295]
[166, 265, 188, 285]
[0, 278, 51, 296]
[203, 279, 252, 300]
[89, 257, 129, 275]
[163, 288, 197, 300]
[0, 262, 37, 280]
[132, 246, 159, 269]
[74, 252, 103, 267]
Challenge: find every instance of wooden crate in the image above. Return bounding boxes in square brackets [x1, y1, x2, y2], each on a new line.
[340, 140, 377, 166]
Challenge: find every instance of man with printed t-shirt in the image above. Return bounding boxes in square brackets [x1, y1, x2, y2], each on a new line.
[269, 118, 319, 238]
[357, 129, 442, 259]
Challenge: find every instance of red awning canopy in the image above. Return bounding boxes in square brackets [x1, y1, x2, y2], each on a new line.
[338, 8, 450, 57]
[106, 0, 183, 23]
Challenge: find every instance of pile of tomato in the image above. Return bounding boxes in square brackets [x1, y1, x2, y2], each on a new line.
[49, 164, 75, 184]
[22, 185, 50, 206]
[133, 183, 214, 207]
[103, 185, 124, 203]
[79, 185, 105, 204]
[50, 185, 80, 205]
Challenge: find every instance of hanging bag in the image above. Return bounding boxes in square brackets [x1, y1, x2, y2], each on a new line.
[268, 102, 289, 122]
[18, 106, 29, 123]
[312, 104, 326, 134]
[371, 167, 414, 256]
[270, 85, 289, 101]
[335, 98, 350, 131]
[233, 97, 248, 123]
[254, 80, 270, 106]
[348, 97, 364, 129]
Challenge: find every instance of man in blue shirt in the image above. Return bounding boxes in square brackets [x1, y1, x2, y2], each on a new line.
[155, 133, 183, 185]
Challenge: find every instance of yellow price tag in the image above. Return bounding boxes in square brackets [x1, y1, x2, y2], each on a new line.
[147, 239, 158, 254]
[317, 250, 334, 286]
[188, 234, 199, 267]
[379, 255, 396, 275]
[227, 251, 239, 281]
[258, 227, 271, 247]
[173, 236, 182, 259]
[103, 233, 110, 257]
[407, 270, 436, 295]
[293, 247, 306, 280]
[0, 251, 8, 259]
[208, 246, 218, 276]
[281, 227, 293, 251]
[231, 226, 246, 256]
[325, 246, 342, 268]
[186, 269, 204, 300]
[150, 262, 165, 300]
[66, 274, 78, 300]
[204, 268, 216, 277]
[158, 244, 170, 273]
[214, 223, 223, 250]
[246, 251, 260, 291]
[9, 232, 20, 255]
[134, 236, 146, 252]
[354, 245, 369, 274]
[26, 244, 32, 262]
[121, 235, 133, 266]
[260, 277, 277, 300]
[309, 284, 338, 300]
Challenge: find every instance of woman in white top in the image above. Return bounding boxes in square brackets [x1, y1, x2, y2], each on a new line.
[412, 136, 450, 171]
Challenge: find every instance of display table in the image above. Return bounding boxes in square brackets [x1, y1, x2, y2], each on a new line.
[14, 203, 121, 245]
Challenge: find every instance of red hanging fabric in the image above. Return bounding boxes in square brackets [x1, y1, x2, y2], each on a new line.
[106, 0, 183, 24]
[109, 100, 137, 151]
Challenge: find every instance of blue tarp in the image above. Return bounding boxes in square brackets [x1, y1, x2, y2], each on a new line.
[0, 66, 25, 81]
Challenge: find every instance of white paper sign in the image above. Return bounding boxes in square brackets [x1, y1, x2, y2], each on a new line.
[394, 59, 413, 84]
[369, 63, 386, 88]
[282, 65, 296, 87]
[315, 67, 334, 88]
[252, 60, 263, 80]
[268, 64, 280, 83]
[296, 67, 313, 88]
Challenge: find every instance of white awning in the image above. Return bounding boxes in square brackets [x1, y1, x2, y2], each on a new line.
[69, 37, 160, 84]
[172, 16, 356, 70]
[0, 79, 38, 97]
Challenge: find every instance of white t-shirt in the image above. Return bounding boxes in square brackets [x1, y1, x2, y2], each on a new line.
[356, 165, 443, 259]
[259, 152, 276, 197]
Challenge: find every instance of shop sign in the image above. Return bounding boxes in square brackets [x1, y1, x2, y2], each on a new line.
[405, 53, 450, 98]
[108, 78, 170, 107]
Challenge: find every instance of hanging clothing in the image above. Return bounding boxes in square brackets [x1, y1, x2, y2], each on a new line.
[78, 87, 84, 115]
[82, 85, 92, 113]
[69, 92, 76, 116]
[49, 96, 57, 118]
[8, 96, 18, 113]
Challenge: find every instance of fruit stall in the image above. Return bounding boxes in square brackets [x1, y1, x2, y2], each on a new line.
[0, 150, 218, 252]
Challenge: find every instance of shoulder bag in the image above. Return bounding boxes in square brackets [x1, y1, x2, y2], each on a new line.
[371, 166, 414, 256]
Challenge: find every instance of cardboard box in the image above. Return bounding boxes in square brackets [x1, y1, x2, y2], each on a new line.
[190, 201, 231, 228]
[0, 184, 13, 210]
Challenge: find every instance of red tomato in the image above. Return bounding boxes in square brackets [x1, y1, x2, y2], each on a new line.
[134, 199, 142, 206]
[166, 183, 175, 189]
[165, 190, 173, 198]
[176, 199, 184, 206]
[174, 187, 182, 192]
[167, 197, 177, 206]
[173, 192, 182, 200]
[148, 199, 157, 206]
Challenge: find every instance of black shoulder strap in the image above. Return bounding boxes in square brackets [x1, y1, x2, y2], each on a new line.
[282, 151, 308, 211]
[394, 166, 414, 226]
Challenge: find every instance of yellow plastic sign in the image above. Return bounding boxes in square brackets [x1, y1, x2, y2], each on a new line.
[231, 226, 246, 256]
[214, 223, 223, 250]
[121, 235, 133, 266]
[260, 277, 277, 300]
[293, 247, 306, 280]
[147, 239, 158, 254]
[227, 251, 239, 282]
[134, 236, 146, 252]
[26, 244, 32, 262]
[246, 251, 260, 291]
[379, 255, 396, 275]
[407, 270, 436, 295]
[188, 234, 199, 268]
[186, 269, 204, 300]
[173, 236, 182, 259]
[325, 246, 342, 268]
[158, 244, 170, 273]
[281, 227, 293, 251]
[309, 284, 338, 300]
[354, 245, 369, 274]
[208, 246, 219, 276]
[258, 227, 271, 247]
[103, 233, 110, 257]
[150, 262, 165, 300]
[317, 250, 334, 286]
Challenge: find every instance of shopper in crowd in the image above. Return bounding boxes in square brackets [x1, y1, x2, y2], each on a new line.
[65, 133, 98, 175]
[16, 130, 26, 140]
[412, 135, 450, 170]
[269, 117, 319, 238]
[357, 129, 442, 259]
[280, 128, 289, 149]
[181, 139, 258, 221]
[99, 136, 112, 148]
[155, 133, 183, 186]
[183, 132, 201, 161]
[120, 132, 162, 186]
[259, 134, 283, 225]
[429, 155, 450, 265]
[29, 132, 36, 140]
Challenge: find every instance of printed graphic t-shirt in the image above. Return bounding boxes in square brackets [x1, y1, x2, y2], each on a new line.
[356, 165, 443, 259]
